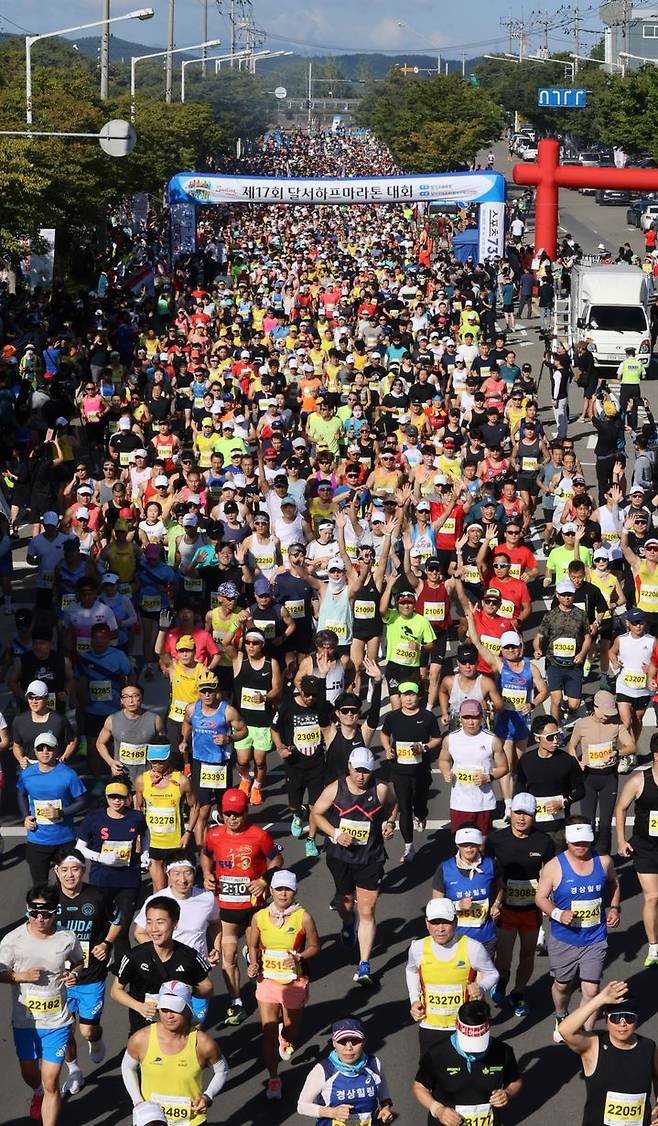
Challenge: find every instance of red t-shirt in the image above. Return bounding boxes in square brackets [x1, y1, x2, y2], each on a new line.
[492, 544, 536, 581]
[204, 824, 280, 911]
[163, 626, 219, 664]
[472, 608, 509, 673]
[415, 580, 452, 633]
[487, 576, 530, 622]
[434, 504, 465, 551]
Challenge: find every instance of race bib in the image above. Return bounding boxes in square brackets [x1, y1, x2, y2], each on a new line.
[146, 805, 176, 832]
[79, 940, 90, 968]
[622, 669, 647, 690]
[441, 517, 456, 536]
[293, 725, 321, 752]
[119, 451, 131, 467]
[24, 993, 62, 1016]
[47, 692, 56, 711]
[552, 636, 576, 660]
[34, 798, 62, 825]
[455, 1105, 493, 1126]
[142, 595, 161, 613]
[535, 795, 563, 823]
[588, 741, 614, 768]
[394, 639, 419, 665]
[396, 741, 424, 765]
[571, 897, 602, 928]
[338, 817, 371, 845]
[119, 742, 147, 765]
[169, 699, 187, 722]
[255, 553, 274, 571]
[332, 1115, 371, 1126]
[499, 598, 515, 619]
[354, 600, 375, 620]
[505, 878, 538, 906]
[261, 948, 296, 984]
[90, 680, 112, 703]
[640, 584, 658, 608]
[480, 634, 501, 656]
[151, 1094, 192, 1124]
[462, 565, 480, 585]
[199, 762, 227, 789]
[509, 563, 522, 580]
[502, 687, 527, 708]
[603, 1094, 646, 1126]
[183, 576, 203, 593]
[455, 765, 483, 785]
[241, 687, 265, 711]
[76, 636, 91, 654]
[284, 599, 305, 620]
[649, 810, 658, 837]
[100, 839, 132, 866]
[423, 601, 445, 622]
[521, 457, 538, 472]
[41, 570, 55, 587]
[325, 620, 347, 640]
[219, 874, 251, 904]
[457, 900, 487, 927]
[61, 593, 76, 612]
[425, 984, 463, 1018]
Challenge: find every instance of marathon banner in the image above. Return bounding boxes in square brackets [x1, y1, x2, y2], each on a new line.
[168, 170, 506, 208]
[478, 201, 506, 262]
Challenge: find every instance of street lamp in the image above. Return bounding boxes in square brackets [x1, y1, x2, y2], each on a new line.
[569, 52, 625, 76]
[619, 50, 658, 68]
[25, 9, 154, 124]
[181, 50, 289, 100]
[130, 38, 221, 121]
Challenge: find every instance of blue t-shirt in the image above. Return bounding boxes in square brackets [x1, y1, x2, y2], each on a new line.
[78, 647, 132, 715]
[18, 762, 86, 845]
[78, 808, 147, 889]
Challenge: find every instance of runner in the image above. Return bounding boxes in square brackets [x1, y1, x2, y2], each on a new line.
[615, 733, 658, 966]
[232, 628, 282, 804]
[438, 699, 508, 836]
[95, 684, 165, 783]
[181, 671, 247, 844]
[568, 691, 635, 854]
[380, 682, 441, 862]
[134, 744, 193, 891]
[17, 734, 87, 884]
[297, 1018, 394, 1123]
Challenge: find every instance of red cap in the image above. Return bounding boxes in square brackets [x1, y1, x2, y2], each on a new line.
[443, 437, 456, 448]
[221, 788, 249, 814]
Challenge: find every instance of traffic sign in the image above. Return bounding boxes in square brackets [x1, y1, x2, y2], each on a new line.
[274, 86, 287, 100]
[537, 87, 587, 108]
[98, 119, 136, 157]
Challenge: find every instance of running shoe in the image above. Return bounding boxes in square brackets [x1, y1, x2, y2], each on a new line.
[305, 838, 319, 858]
[490, 983, 506, 1007]
[553, 1016, 565, 1044]
[353, 960, 372, 986]
[29, 1093, 43, 1120]
[278, 1023, 294, 1061]
[291, 814, 304, 838]
[250, 784, 263, 806]
[238, 777, 252, 796]
[645, 943, 658, 967]
[224, 1004, 247, 1026]
[266, 1077, 282, 1100]
[511, 993, 529, 1018]
[401, 844, 416, 864]
[413, 817, 426, 832]
[88, 1038, 106, 1064]
[62, 1073, 85, 1097]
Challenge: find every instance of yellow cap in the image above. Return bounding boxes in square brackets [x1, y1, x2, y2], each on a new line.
[106, 782, 130, 797]
[176, 634, 195, 651]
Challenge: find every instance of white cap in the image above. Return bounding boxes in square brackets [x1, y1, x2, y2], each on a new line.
[154, 475, 169, 487]
[210, 402, 223, 415]
[133, 1103, 167, 1126]
[292, 437, 306, 448]
[271, 869, 298, 892]
[416, 500, 431, 511]
[511, 792, 537, 815]
[593, 548, 609, 561]
[346, 353, 355, 362]
[629, 485, 645, 495]
[157, 980, 193, 1013]
[101, 572, 119, 585]
[27, 679, 49, 698]
[159, 352, 169, 362]
[371, 511, 385, 523]
[76, 507, 90, 521]
[118, 417, 131, 430]
[562, 522, 578, 533]
[348, 746, 375, 771]
[565, 822, 594, 843]
[76, 484, 93, 494]
[182, 514, 198, 527]
[398, 414, 410, 424]
[34, 731, 58, 749]
[556, 579, 576, 594]
[426, 898, 456, 922]
[42, 511, 59, 526]
[500, 630, 522, 647]
[434, 474, 449, 485]
[133, 448, 148, 458]
[55, 416, 68, 427]
[327, 557, 345, 572]
[455, 827, 483, 846]
[240, 349, 250, 358]
[288, 358, 298, 368]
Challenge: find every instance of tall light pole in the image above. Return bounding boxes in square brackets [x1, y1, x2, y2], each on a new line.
[131, 38, 221, 120]
[182, 49, 289, 100]
[100, 0, 110, 99]
[165, 0, 175, 104]
[201, 0, 208, 77]
[25, 8, 154, 124]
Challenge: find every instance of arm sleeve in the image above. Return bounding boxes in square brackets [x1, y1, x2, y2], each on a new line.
[120, 1050, 143, 1106]
[203, 1056, 228, 1100]
[373, 1057, 393, 1105]
[466, 936, 499, 991]
[365, 676, 382, 730]
[405, 939, 422, 1003]
[61, 795, 88, 819]
[297, 1063, 330, 1118]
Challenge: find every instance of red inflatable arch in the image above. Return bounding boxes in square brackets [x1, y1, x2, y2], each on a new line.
[514, 137, 658, 259]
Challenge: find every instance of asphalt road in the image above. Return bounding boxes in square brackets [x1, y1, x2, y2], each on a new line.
[2, 177, 658, 1126]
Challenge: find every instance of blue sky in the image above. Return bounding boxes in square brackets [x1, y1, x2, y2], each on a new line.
[3, 0, 604, 59]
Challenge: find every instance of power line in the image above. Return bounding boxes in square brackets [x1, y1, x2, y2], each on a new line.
[0, 10, 34, 34]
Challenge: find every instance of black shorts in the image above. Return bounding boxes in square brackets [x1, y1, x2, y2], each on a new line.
[517, 476, 539, 497]
[218, 905, 256, 928]
[632, 836, 658, 875]
[326, 856, 385, 895]
[284, 760, 325, 810]
[616, 693, 651, 710]
[191, 757, 232, 806]
[216, 665, 234, 695]
[420, 632, 448, 668]
[148, 846, 179, 860]
[385, 661, 421, 693]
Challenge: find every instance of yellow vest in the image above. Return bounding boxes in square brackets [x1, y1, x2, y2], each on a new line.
[168, 662, 206, 721]
[195, 433, 217, 469]
[418, 934, 472, 1030]
[621, 357, 642, 385]
[254, 905, 305, 984]
[637, 561, 658, 613]
[589, 570, 616, 619]
[140, 1024, 204, 1126]
[143, 771, 182, 849]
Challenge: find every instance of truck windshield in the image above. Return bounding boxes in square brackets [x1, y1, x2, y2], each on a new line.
[588, 305, 648, 332]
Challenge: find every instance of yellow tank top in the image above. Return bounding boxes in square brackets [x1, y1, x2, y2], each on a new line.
[254, 905, 305, 984]
[589, 570, 616, 619]
[418, 934, 472, 1030]
[168, 661, 206, 721]
[140, 1024, 204, 1126]
[195, 433, 216, 469]
[208, 609, 241, 665]
[143, 771, 182, 849]
[637, 561, 658, 613]
[107, 541, 137, 587]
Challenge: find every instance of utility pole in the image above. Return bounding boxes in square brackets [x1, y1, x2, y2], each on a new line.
[437, 52, 441, 74]
[573, 6, 580, 76]
[100, 0, 110, 99]
[307, 60, 312, 134]
[500, 15, 515, 53]
[230, 0, 236, 66]
[462, 50, 465, 76]
[518, 15, 525, 61]
[202, 0, 208, 77]
[165, 0, 175, 102]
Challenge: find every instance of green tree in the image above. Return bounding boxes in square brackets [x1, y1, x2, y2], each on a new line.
[358, 70, 504, 171]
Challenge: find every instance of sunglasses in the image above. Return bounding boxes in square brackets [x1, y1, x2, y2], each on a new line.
[483, 598, 500, 605]
[459, 658, 476, 665]
[542, 732, 560, 741]
[493, 562, 508, 568]
[339, 707, 359, 715]
[199, 686, 216, 693]
[28, 907, 57, 918]
[608, 1012, 638, 1025]
[336, 1037, 364, 1046]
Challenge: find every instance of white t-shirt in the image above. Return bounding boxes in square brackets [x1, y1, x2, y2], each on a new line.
[134, 887, 219, 957]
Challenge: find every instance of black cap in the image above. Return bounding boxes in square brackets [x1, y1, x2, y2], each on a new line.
[457, 643, 478, 663]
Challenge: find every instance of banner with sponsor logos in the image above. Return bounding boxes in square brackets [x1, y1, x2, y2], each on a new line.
[168, 170, 506, 260]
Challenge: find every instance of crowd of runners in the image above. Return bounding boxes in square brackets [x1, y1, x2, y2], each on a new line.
[1, 127, 658, 1126]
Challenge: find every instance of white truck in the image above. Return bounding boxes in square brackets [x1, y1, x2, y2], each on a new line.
[568, 263, 653, 370]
